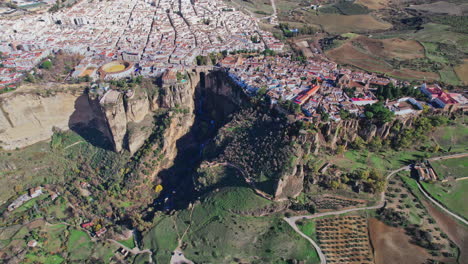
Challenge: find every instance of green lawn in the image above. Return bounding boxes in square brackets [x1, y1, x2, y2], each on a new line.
[439, 66, 461, 85]
[430, 156, 468, 179]
[44, 224, 67, 253]
[67, 229, 93, 261]
[432, 124, 468, 152]
[118, 236, 136, 249]
[298, 220, 317, 241]
[144, 186, 320, 263]
[421, 180, 468, 219]
[24, 253, 64, 264]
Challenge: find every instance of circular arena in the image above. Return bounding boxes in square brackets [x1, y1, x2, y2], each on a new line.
[99, 60, 134, 80]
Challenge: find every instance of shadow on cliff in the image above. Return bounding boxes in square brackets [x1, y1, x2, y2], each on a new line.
[152, 71, 243, 212]
[68, 93, 114, 150]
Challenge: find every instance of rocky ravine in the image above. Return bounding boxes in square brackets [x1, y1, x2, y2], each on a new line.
[0, 72, 447, 202]
[0, 73, 162, 152]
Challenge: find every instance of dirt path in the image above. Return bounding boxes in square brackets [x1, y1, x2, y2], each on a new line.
[170, 205, 195, 264]
[284, 166, 410, 264]
[108, 239, 153, 263]
[285, 152, 468, 264]
[417, 182, 468, 225]
[63, 141, 83, 150]
[269, 0, 278, 25]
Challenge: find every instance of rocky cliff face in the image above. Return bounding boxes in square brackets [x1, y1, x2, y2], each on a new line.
[0, 71, 445, 205]
[0, 85, 157, 153]
[314, 116, 418, 151]
[274, 148, 305, 200]
[101, 92, 128, 153]
[0, 90, 93, 150]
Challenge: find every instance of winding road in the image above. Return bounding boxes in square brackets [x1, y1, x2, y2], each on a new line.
[108, 239, 153, 263]
[417, 182, 468, 225]
[284, 152, 468, 264]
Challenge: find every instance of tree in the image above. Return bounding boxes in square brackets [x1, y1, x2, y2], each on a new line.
[330, 180, 340, 190]
[24, 73, 35, 83]
[351, 136, 365, 150]
[40, 60, 53, 70]
[368, 138, 382, 152]
[339, 109, 351, 119]
[364, 102, 394, 124]
[256, 86, 267, 97]
[336, 145, 346, 156]
[196, 55, 207, 66]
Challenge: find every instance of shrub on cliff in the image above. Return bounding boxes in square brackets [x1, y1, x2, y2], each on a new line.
[214, 107, 300, 194]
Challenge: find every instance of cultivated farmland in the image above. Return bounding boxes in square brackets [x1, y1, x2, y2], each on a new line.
[454, 59, 468, 85]
[302, 14, 392, 34]
[316, 215, 373, 264]
[326, 36, 440, 80]
[312, 195, 367, 211]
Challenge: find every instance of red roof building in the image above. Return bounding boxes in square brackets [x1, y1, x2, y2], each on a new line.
[294, 84, 320, 105]
[81, 222, 94, 228]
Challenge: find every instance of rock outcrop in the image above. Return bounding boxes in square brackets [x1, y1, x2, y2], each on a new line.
[100, 90, 129, 152]
[0, 84, 157, 153]
[0, 91, 92, 150]
[0, 70, 442, 205]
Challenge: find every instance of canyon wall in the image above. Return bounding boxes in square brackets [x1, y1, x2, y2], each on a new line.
[0, 69, 237, 155]
[0, 91, 90, 150]
[0, 71, 439, 204]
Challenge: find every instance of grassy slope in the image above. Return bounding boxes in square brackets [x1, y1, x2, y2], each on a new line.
[0, 130, 127, 204]
[375, 23, 468, 53]
[321, 123, 468, 171]
[143, 186, 320, 264]
[67, 229, 93, 261]
[298, 220, 317, 241]
[421, 180, 468, 219]
[420, 41, 462, 85]
[432, 124, 468, 153]
[118, 236, 136, 249]
[431, 156, 468, 179]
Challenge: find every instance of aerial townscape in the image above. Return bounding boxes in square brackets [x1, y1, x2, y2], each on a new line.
[0, 0, 467, 263]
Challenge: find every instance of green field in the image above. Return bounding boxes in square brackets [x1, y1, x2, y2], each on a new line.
[333, 148, 435, 172]
[119, 236, 136, 249]
[376, 23, 468, 53]
[143, 186, 320, 263]
[439, 66, 461, 85]
[44, 224, 68, 253]
[0, 130, 127, 204]
[431, 157, 468, 179]
[298, 219, 317, 241]
[67, 229, 93, 261]
[421, 180, 468, 219]
[226, 0, 274, 17]
[421, 41, 449, 64]
[432, 124, 468, 152]
[24, 253, 64, 264]
[418, 41, 464, 85]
